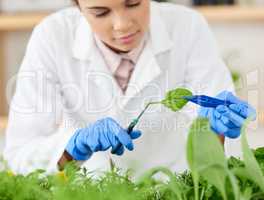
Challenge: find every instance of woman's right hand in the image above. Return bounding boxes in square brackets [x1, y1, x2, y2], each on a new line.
[65, 117, 142, 161]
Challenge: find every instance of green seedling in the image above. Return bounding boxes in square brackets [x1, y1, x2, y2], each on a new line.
[128, 88, 192, 131]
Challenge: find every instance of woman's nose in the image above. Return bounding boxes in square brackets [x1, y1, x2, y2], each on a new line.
[112, 13, 133, 32]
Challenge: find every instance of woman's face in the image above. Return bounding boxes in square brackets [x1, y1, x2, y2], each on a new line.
[78, 0, 150, 53]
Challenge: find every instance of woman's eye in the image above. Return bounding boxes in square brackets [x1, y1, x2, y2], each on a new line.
[95, 11, 109, 17]
[127, 2, 141, 7]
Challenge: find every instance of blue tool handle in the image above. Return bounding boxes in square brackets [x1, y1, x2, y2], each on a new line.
[185, 95, 233, 108]
[111, 119, 138, 154]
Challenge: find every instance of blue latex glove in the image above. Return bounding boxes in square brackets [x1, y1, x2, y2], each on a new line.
[199, 91, 256, 138]
[65, 117, 142, 161]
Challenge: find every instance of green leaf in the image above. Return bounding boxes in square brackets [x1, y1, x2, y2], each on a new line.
[136, 167, 184, 200]
[241, 118, 264, 192]
[186, 118, 199, 200]
[226, 169, 240, 200]
[254, 147, 264, 163]
[161, 88, 192, 111]
[187, 118, 228, 200]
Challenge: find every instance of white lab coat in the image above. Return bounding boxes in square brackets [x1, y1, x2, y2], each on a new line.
[4, 2, 235, 176]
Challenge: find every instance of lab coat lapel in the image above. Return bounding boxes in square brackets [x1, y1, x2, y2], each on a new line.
[121, 41, 161, 108]
[121, 7, 173, 108]
[88, 49, 123, 97]
[72, 16, 122, 97]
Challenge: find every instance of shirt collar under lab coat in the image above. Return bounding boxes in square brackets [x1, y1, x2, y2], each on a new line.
[72, 4, 173, 61]
[94, 33, 146, 74]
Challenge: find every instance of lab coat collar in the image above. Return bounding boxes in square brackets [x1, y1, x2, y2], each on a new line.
[72, 15, 95, 60]
[149, 4, 173, 55]
[72, 5, 173, 61]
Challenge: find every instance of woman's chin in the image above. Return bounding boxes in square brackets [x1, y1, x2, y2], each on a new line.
[106, 43, 135, 53]
[115, 41, 142, 52]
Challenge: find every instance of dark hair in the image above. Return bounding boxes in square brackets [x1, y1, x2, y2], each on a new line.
[73, 0, 79, 5]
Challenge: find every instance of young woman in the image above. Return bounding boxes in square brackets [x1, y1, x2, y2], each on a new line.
[4, 0, 255, 175]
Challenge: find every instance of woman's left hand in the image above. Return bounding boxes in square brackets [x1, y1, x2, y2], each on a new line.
[198, 91, 256, 138]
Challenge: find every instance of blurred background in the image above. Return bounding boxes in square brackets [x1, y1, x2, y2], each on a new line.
[0, 0, 263, 153]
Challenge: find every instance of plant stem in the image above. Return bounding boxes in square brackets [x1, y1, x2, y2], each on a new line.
[200, 187, 205, 200]
[148, 101, 162, 105]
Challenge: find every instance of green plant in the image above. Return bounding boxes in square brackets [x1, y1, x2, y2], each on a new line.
[187, 118, 230, 200]
[0, 88, 263, 200]
[125, 88, 192, 131]
[139, 88, 192, 114]
[1, 120, 264, 199]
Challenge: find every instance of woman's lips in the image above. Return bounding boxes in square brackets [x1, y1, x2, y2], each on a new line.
[117, 31, 138, 44]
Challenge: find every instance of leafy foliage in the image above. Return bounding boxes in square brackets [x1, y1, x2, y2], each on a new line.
[1, 148, 264, 200]
[1, 119, 264, 199]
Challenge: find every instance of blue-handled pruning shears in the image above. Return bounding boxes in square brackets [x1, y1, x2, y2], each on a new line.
[182, 95, 233, 108]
